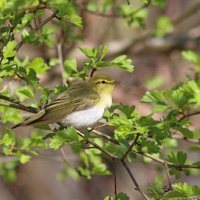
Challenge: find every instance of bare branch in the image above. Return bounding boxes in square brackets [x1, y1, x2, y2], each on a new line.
[178, 110, 200, 122]
[91, 129, 118, 144]
[0, 95, 38, 113]
[57, 34, 67, 84]
[164, 162, 172, 192]
[112, 158, 117, 200]
[121, 161, 150, 200]
[90, 68, 97, 77]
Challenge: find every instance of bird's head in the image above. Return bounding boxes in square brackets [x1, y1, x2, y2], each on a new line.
[89, 73, 119, 95]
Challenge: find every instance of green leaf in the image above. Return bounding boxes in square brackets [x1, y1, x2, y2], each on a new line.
[63, 14, 82, 28]
[104, 196, 113, 200]
[80, 47, 95, 58]
[168, 151, 187, 165]
[19, 154, 31, 164]
[49, 127, 79, 150]
[152, 0, 166, 8]
[27, 57, 49, 74]
[182, 50, 200, 71]
[3, 41, 17, 58]
[117, 192, 129, 200]
[49, 136, 65, 150]
[162, 183, 200, 199]
[155, 16, 173, 36]
[175, 126, 193, 138]
[111, 55, 134, 72]
[16, 86, 34, 102]
[64, 59, 79, 77]
[1, 129, 16, 147]
[144, 76, 164, 90]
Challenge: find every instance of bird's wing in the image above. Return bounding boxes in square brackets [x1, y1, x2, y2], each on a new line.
[18, 82, 99, 126]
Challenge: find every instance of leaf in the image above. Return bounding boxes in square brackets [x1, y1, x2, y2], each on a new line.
[19, 154, 31, 164]
[155, 16, 173, 36]
[27, 57, 49, 74]
[16, 86, 34, 102]
[152, 0, 166, 8]
[175, 126, 193, 138]
[117, 192, 129, 200]
[111, 55, 134, 72]
[182, 50, 200, 71]
[144, 76, 164, 90]
[64, 59, 79, 77]
[80, 47, 95, 58]
[104, 196, 113, 200]
[63, 14, 82, 28]
[3, 41, 17, 58]
[49, 127, 79, 150]
[1, 129, 16, 147]
[162, 183, 200, 199]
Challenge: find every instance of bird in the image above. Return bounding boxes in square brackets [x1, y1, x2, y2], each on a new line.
[12, 73, 119, 129]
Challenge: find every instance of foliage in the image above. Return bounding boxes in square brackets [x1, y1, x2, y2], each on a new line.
[0, 0, 200, 200]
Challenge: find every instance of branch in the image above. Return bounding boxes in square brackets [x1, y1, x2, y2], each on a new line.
[16, 12, 56, 51]
[178, 110, 200, 122]
[107, 1, 200, 58]
[163, 162, 172, 192]
[136, 151, 200, 170]
[57, 34, 67, 84]
[0, 94, 38, 113]
[76, 129, 149, 199]
[91, 129, 119, 144]
[121, 161, 150, 200]
[121, 133, 140, 162]
[90, 68, 97, 77]
[112, 158, 117, 200]
[83, 0, 151, 19]
[76, 130, 117, 159]
[173, 2, 200, 25]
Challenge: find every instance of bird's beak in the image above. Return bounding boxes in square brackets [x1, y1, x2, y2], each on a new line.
[113, 80, 120, 85]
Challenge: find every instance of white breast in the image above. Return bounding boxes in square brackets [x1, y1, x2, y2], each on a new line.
[61, 106, 105, 128]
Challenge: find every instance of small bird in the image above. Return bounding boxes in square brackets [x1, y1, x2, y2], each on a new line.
[13, 73, 119, 129]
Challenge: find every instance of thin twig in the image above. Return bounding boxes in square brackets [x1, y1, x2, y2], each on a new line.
[136, 151, 200, 169]
[90, 68, 97, 77]
[121, 161, 149, 200]
[164, 162, 172, 191]
[57, 32, 67, 84]
[84, 0, 151, 19]
[121, 133, 140, 161]
[173, 2, 200, 25]
[76, 130, 117, 158]
[178, 111, 200, 122]
[0, 95, 38, 113]
[91, 129, 118, 144]
[107, 1, 200, 58]
[16, 12, 56, 51]
[113, 158, 117, 200]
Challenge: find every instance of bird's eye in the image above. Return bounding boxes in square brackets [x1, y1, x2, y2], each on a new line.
[102, 80, 106, 84]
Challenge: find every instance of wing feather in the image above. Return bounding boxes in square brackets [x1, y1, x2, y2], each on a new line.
[19, 81, 99, 126]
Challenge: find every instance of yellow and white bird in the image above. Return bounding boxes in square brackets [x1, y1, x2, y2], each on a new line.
[13, 73, 119, 129]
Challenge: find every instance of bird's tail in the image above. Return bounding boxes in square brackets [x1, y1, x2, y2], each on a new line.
[12, 110, 46, 129]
